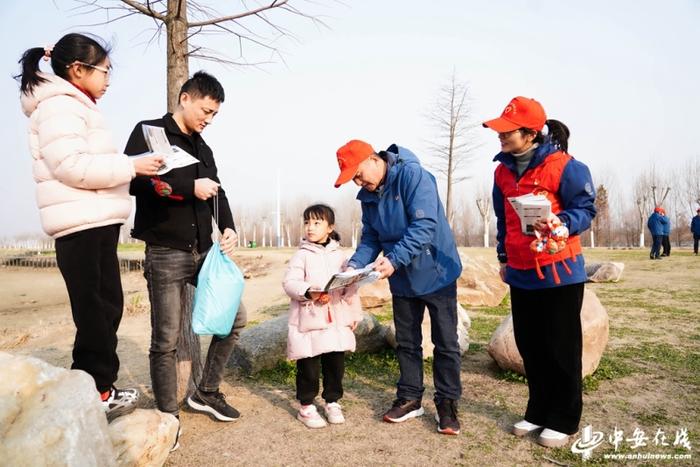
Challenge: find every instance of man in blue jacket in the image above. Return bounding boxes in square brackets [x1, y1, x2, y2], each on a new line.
[334, 139, 463, 436]
[647, 207, 668, 260]
[691, 208, 700, 255]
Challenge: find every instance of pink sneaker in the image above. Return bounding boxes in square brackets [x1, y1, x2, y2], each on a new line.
[324, 402, 345, 424]
[297, 404, 327, 429]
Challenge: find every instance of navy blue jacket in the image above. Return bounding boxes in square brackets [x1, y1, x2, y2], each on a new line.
[647, 212, 668, 237]
[691, 215, 700, 235]
[348, 145, 462, 297]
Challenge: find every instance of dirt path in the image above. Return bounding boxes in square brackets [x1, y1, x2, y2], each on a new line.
[2, 247, 699, 466]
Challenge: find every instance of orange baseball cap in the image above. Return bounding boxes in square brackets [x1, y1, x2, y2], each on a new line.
[483, 96, 547, 132]
[334, 139, 375, 188]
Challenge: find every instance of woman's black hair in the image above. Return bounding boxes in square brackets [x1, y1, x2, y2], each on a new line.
[15, 33, 111, 95]
[523, 119, 570, 153]
[303, 204, 340, 242]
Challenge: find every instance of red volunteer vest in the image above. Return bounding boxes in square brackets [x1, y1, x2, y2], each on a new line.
[495, 151, 582, 283]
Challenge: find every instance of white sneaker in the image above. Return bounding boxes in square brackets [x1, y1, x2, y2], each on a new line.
[297, 404, 327, 429]
[537, 428, 570, 448]
[512, 419, 543, 437]
[170, 422, 182, 452]
[324, 402, 345, 424]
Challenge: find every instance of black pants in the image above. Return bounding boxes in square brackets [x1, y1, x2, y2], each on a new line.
[510, 282, 584, 435]
[296, 351, 345, 405]
[694, 234, 699, 254]
[661, 235, 671, 256]
[55, 224, 123, 393]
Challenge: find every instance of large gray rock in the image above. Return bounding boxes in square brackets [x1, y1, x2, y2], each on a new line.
[0, 352, 117, 466]
[108, 409, 178, 467]
[586, 262, 625, 283]
[229, 312, 386, 374]
[487, 289, 609, 377]
[353, 313, 388, 354]
[385, 303, 471, 358]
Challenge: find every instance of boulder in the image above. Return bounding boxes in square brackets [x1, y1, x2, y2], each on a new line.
[359, 253, 508, 309]
[108, 409, 178, 467]
[359, 279, 392, 309]
[385, 303, 471, 358]
[586, 262, 625, 283]
[457, 253, 509, 307]
[229, 312, 386, 374]
[0, 352, 117, 466]
[486, 289, 609, 377]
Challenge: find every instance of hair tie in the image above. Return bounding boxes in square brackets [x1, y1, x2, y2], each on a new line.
[43, 44, 54, 62]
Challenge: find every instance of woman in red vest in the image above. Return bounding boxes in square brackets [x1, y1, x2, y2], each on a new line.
[485, 97, 596, 448]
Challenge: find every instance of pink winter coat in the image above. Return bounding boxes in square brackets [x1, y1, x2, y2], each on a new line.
[284, 240, 364, 361]
[20, 73, 135, 238]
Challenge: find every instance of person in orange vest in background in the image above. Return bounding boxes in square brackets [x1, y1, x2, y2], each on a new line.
[486, 97, 596, 448]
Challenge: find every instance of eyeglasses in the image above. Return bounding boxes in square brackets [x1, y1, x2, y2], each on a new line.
[66, 61, 111, 76]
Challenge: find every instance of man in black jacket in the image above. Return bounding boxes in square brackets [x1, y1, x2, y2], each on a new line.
[125, 72, 245, 445]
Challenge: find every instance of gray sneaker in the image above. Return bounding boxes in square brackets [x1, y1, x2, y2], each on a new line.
[103, 387, 139, 422]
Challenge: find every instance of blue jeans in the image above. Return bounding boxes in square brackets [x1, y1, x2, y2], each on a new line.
[391, 282, 462, 402]
[144, 244, 247, 415]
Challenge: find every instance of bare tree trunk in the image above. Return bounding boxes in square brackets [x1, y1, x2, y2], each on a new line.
[166, 0, 189, 113]
[590, 230, 595, 248]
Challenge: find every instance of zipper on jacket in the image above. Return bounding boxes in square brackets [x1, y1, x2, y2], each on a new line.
[321, 247, 333, 323]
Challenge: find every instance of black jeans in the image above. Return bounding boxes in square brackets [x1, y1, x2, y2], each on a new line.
[510, 282, 584, 435]
[296, 351, 345, 405]
[55, 224, 123, 393]
[650, 235, 663, 258]
[694, 234, 699, 254]
[144, 244, 247, 415]
[392, 282, 462, 402]
[661, 235, 671, 256]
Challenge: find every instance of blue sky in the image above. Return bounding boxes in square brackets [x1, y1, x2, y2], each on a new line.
[2, 0, 699, 237]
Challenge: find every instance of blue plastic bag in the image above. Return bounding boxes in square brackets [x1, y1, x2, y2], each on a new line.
[192, 242, 244, 338]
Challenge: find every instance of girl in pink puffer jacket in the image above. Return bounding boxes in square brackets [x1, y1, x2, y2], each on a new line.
[283, 204, 363, 428]
[16, 33, 162, 421]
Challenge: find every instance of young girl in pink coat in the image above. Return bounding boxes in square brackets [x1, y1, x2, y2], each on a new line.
[283, 204, 363, 428]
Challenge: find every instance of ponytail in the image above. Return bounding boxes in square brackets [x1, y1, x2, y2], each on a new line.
[544, 119, 570, 153]
[329, 230, 341, 242]
[16, 48, 47, 94]
[15, 33, 111, 95]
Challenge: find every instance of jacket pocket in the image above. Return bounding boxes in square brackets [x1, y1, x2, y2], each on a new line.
[405, 245, 439, 293]
[298, 302, 331, 332]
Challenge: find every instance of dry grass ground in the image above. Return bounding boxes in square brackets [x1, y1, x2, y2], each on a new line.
[1, 247, 698, 466]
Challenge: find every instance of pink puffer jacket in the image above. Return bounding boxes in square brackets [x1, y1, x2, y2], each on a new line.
[283, 240, 364, 361]
[20, 73, 135, 238]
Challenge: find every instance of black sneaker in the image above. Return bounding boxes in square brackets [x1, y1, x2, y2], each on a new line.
[382, 399, 424, 423]
[102, 387, 139, 422]
[435, 399, 460, 435]
[187, 389, 240, 422]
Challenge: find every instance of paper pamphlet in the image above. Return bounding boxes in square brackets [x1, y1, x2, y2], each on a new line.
[310, 263, 381, 293]
[507, 193, 551, 235]
[133, 125, 199, 175]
